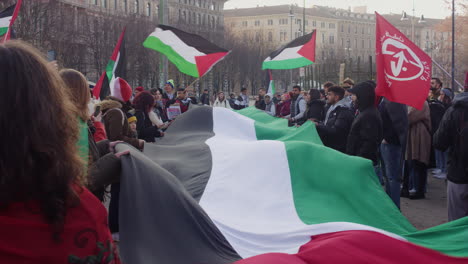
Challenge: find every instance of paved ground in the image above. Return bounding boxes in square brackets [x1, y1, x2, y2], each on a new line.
[401, 174, 448, 230]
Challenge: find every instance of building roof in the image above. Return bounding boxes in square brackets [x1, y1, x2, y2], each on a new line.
[224, 5, 375, 21]
[224, 4, 442, 25]
[382, 13, 442, 28]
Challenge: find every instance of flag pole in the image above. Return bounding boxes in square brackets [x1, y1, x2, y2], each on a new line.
[186, 78, 199, 89]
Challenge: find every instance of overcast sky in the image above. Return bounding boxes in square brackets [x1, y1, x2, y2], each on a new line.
[225, 0, 453, 19]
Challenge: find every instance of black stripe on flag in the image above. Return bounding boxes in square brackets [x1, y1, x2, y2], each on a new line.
[268, 30, 315, 60]
[116, 106, 241, 264]
[0, 4, 15, 18]
[158, 24, 228, 55]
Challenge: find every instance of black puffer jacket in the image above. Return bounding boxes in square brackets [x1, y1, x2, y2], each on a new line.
[434, 92, 468, 184]
[346, 82, 383, 165]
[316, 102, 354, 153]
[297, 100, 325, 126]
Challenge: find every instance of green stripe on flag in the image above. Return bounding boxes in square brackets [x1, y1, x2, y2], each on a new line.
[0, 27, 8, 36]
[144, 36, 199, 77]
[237, 107, 468, 257]
[262, 57, 314, 70]
[105, 60, 115, 81]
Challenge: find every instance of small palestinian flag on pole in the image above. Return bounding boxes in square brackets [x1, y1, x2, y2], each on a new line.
[93, 28, 129, 100]
[143, 25, 230, 78]
[0, 0, 22, 43]
[266, 70, 276, 96]
[262, 30, 316, 70]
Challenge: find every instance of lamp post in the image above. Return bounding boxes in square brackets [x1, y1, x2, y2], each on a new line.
[451, 0, 455, 91]
[289, 5, 295, 41]
[158, 0, 168, 88]
[401, 0, 425, 43]
[289, 5, 295, 87]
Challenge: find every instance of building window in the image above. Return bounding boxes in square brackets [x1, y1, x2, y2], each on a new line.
[361, 27, 364, 34]
[197, 14, 201, 24]
[321, 33, 325, 43]
[268, 19, 273, 25]
[354, 39, 357, 48]
[329, 23, 335, 29]
[369, 39, 372, 48]
[348, 25, 350, 33]
[114, 0, 117, 9]
[242, 21, 247, 27]
[329, 35, 335, 44]
[355, 26, 358, 34]
[101, 0, 107, 8]
[123, 0, 128, 12]
[341, 24, 344, 32]
[320, 22, 325, 28]
[146, 3, 151, 16]
[134, 0, 139, 13]
[341, 38, 344, 47]
[312, 21, 316, 27]
[254, 20, 260, 26]
[268, 32, 273, 42]
[94, 0, 98, 5]
[361, 39, 364, 48]
[255, 32, 261, 42]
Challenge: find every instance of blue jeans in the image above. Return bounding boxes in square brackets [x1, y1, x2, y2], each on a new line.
[380, 143, 402, 208]
[435, 149, 448, 173]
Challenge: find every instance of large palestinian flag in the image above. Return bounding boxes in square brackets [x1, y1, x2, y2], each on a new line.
[263, 30, 316, 70]
[0, 0, 22, 42]
[143, 25, 229, 78]
[93, 28, 127, 100]
[115, 107, 468, 264]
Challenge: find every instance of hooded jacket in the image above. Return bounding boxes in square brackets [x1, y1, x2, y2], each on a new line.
[346, 82, 383, 164]
[99, 99, 140, 149]
[434, 92, 468, 183]
[316, 99, 354, 153]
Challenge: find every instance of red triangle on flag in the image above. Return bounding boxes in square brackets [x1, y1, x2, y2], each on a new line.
[297, 30, 316, 63]
[195, 52, 229, 78]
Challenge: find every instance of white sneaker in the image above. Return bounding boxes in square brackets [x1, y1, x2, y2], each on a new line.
[434, 173, 447, 179]
[430, 169, 442, 174]
[409, 188, 417, 194]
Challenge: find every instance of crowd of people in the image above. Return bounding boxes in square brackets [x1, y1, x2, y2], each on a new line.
[253, 77, 468, 221]
[1, 40, 467, 263]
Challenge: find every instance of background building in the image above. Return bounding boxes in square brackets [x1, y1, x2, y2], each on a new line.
[224, 4, 452, 90]
[0, 0, 227, 90]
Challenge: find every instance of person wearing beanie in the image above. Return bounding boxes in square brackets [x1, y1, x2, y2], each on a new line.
[346, 81, 383, 166]
[127, 115, 138, 139]
[434, 82, 468, 221]
[163, 79, 175, 100]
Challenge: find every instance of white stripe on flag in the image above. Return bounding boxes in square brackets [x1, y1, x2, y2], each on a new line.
[149, 27, 204, 64]
[200, 108, 405, 258]
[264, 46, 303, 62]
[0, 16, 11, 28]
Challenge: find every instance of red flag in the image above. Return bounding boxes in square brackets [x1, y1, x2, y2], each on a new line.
[375, 12, 432, 110]
[92, 71, 107, 100]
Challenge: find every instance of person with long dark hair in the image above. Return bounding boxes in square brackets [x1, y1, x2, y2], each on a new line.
[297, 89, 325, 126]
[134, 91, 164, 142]
[0, 41, 119, 263]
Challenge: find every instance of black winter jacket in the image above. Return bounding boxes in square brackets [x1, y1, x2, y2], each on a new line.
[434, 92, 468, 184]
[428, 99, 447, 135]
[316, 104, 354, 153]
[346, 84, 383, 165]
[297, 100, 325, 126]
[135, 110, 162, 143]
